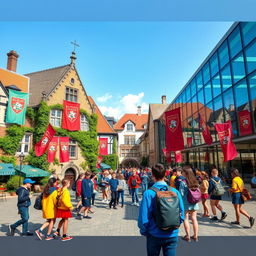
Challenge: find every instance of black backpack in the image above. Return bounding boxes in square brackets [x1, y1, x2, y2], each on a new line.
[34, 193, 43, 210]
[150, 186, 181, 231]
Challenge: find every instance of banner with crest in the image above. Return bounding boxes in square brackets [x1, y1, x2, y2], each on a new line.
[62, 100, 80, 131]
[59, 137, 70, 163]
[47, 137, 59, 163]
[238, 110, 252, 136]
[6, 89, 29, 125]
[165, 108, 184, 151]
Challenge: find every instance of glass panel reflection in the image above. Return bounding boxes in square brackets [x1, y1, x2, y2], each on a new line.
[245, 41, 256, 74]
[231, 52, 246, 83]
[212, 73, 222, 97]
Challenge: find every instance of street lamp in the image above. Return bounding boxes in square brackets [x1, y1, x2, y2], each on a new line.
[19, 152, 25, 186]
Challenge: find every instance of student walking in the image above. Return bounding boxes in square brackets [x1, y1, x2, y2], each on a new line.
[54, 179, 73, 241]
[174, 167, 186, 190]
[117, 174, 126, 208]
[200, 171, 210, 217]
[9, 178, 35, 236]
[75, 173, 85, 212]
[170, 169, 177, 188]
[91, 173, 98, 207]
[109, 172, 119, 209]
[179, 166, 200, 242]
[229, 168, 255, 227]
[35, 177, 58, 240]
[128, 169, 141, 206]
[77, 172, 93, 220]
[100, 171, 110, 202]
[208, 169, 227, 221]
[138, 164, 184, 256]
[140, 169, 150, 194]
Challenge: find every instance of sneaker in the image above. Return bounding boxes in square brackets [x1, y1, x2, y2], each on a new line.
[221, 212, 227, 221]
[45, 235, 55, 241]
[76, 214, 82, 220]
[131, 202, 135, 206]
[53, 231, 61, 237]
[21, 232, 33, 236]
[210, 216, 219, 221]
[61, 236, 73, 241]
[83, 215, 92, 219]
[135, 203, 140, 207]
[8, 225, 16, 236]
[249, 217, 255, 228]
[113, 207, 118, 210]
[35, 229, 44, 240]
[231, 221, 240, 225]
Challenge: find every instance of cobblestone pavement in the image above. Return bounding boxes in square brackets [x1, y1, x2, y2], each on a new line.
[1, 189, 256, 236]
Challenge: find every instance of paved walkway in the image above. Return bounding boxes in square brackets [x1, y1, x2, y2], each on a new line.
[1, 189, 256, 236]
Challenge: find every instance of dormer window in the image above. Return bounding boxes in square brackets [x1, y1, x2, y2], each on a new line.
[127, 123, 134, 131]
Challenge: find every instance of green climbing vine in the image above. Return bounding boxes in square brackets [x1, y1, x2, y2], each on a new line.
[0, 101, 98, 171]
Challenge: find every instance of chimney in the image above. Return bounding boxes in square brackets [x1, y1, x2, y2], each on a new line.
[161, 95, 167, 104]
[7, 50, 19, 72]
[137, 106, 141, 116]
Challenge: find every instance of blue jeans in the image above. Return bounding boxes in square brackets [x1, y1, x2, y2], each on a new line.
[142, 183, 148, 194]
[12, 207, 29, 234]
[118, 190, 124, 206]
[147, 235, 178, 256]
[131, 188, 139, 203]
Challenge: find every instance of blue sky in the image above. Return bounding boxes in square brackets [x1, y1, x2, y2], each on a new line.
[0, 22, 232, 119]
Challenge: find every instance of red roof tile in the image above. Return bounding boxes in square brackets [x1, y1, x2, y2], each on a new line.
[88, 96, 116, 134]
[114, 114, 148, 131]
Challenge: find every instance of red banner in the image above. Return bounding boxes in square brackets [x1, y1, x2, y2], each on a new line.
[47, 137, 59, 163]
[175, 151, 182, 163]
[238, 110, 252, 136]
[187, 137, 193, 148]
[165, 108, 184, 151]
[215, 120, 238, 162]
[199, 113, 213, 145]
[59, 137, 70, 163]
[99, 138, 108, 155]
[62, 100, 81, 131]
[162, 148, 172, 163]
[35, 124, 56, 157]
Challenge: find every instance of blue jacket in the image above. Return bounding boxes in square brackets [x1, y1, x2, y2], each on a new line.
[138, 181, 185, 238]
[81, 178, 93, 199]
[140, 174, 150, 184]
[208, 176, 222, 194]
[175, 175, 186, 190]
[16, 187, 31, 208]
[109, 178, 119, 191]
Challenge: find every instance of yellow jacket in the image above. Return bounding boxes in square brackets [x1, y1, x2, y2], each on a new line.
[42, 189, 57, 219]
[57, 188, 73, 211]
[232, 176, 244, 193]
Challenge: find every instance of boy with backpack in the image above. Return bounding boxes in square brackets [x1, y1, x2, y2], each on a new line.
[138, 164, 184, 256]
[208, 168, 227, 221]
[128, 169, 141, 206]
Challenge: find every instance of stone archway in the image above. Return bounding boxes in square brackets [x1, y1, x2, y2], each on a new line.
[61, 163, 80, 189]
[121, 158, 140, 168]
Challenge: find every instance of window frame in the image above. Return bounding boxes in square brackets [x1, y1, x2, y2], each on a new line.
[69, 139, 77, 159]
[65, 86, 78, 102]
[16, 133, 32, 155]
[50, 109, 62, 128]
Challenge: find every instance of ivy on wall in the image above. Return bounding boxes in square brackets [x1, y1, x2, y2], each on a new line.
[0, 101, 99, 172]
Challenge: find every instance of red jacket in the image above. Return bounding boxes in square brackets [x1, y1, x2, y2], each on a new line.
[128, 175, 141, 189]
[76, 179, 82, 197]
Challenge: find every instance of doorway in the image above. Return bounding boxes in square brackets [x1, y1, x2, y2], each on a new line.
[64, 168, 76, 189]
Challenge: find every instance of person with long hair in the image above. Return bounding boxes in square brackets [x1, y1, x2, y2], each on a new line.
[101, 171, 110, 202]
[75, 173, 85, 212]
[229, 168, 255, 227]
[117, 174, 126, 208]
[35, 177, 58, 240]
[200, 171, 210, 217]
[179, 166, 199, 242]
[54, 179, 73, 241]
[208, 169, 227, 221]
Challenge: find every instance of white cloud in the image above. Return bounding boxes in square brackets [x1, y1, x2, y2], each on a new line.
[96, 93, 112, 103]
[97, 92, 149, 120]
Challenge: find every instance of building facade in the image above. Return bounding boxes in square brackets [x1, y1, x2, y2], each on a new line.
[157, 22, 256, 181]
[114, 107, 148, 167]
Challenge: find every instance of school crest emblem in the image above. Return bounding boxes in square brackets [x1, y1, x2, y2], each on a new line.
[66, 106, 78, 123]
[11, 97, 25, 114]
[167, 114, 179, 133]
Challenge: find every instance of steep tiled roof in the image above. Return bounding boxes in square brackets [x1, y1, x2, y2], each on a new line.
[114, 114, 148, 131]
[25, 65, 70, 106]
[88, 96, 116, 134]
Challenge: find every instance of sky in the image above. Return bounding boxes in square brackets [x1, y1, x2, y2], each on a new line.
[0, 22, 232, 119]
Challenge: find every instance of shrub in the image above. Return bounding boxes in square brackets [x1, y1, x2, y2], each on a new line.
[6, 175, 23, 191]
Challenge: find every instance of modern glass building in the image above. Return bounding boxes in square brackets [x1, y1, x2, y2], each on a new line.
[159, 22, 256, 181]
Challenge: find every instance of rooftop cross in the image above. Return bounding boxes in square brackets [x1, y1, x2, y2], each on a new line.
[71, 40, 80, 53]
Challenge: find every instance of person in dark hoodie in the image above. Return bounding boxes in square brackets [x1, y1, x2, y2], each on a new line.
[9, 178, 35, 236]
[174, 167, 186, 190]
[109, 172, 119, 209]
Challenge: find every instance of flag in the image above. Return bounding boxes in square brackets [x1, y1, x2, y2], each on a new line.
[162, 148, 172, 163]
[238, 110, 252, 136]
[165, 108, 184, 151]
[215, 120, 238, 162]
[96, 155, 103, 168]
[35, 124, 56, 157]
[99, 138, 108, 155]
[187, 137, 193, 147]
[175, 151, 182, 163]
[199, 113, 213, 145]
[47, 137, 59, 163]
[62, 100, 81, 131]
[6, 89, 29, 125]
[59, 137, 70, 163]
